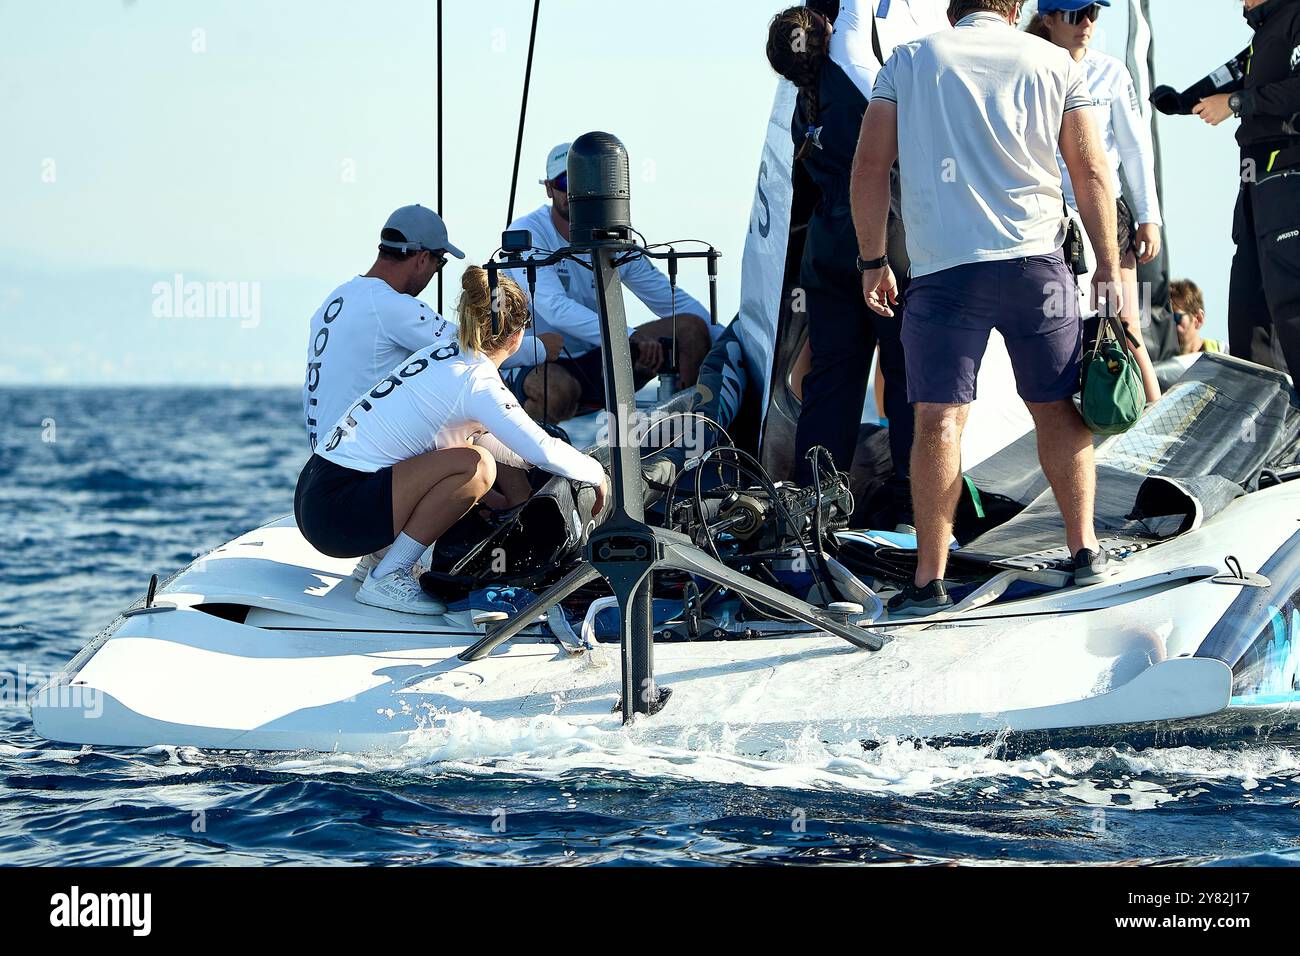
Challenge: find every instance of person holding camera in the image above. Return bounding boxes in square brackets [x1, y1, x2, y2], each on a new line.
[1152, 0, 1300, 382]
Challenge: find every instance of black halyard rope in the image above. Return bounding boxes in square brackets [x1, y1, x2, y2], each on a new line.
[436, 0, 445, 313]
[507, 0, 542, 227]
[506, 0, 545, 422]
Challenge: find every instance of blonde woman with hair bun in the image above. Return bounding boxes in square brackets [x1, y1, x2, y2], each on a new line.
[294, 265, 608, 616]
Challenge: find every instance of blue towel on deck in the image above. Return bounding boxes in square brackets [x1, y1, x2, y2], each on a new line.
[448, 587, 541, 616]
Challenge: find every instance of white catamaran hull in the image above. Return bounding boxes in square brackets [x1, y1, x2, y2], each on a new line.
[31, 480, 1300, 754]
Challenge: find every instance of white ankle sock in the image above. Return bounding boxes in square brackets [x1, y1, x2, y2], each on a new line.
[372, 533, 429, 580]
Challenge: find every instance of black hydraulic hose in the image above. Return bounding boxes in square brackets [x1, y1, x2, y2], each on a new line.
[806, 446, 844, 604]
[707, 249, 719, 325]
[686, 445, 831, 622]
[507, 0, 542, 227]
[526, 263, 547, 425]
[810, 449, 826, 552]
[668, 252, 678, 378]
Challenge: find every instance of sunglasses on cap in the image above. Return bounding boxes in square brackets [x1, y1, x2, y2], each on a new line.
[549, 173, 568, 192]
[1059, 4, 1102, 24]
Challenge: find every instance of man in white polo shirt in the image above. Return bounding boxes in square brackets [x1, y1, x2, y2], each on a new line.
[504, 143, 714, 422]
[851, 0, 1122, 615]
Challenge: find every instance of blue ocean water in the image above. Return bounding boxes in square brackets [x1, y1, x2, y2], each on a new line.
[1, 386, 1298, 866]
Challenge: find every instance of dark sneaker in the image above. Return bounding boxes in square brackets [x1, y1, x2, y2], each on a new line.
[1072, 549, 1115, 586]
[887, 579, 953, 618]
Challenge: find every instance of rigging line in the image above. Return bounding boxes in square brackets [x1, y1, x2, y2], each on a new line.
[503, 0, 543, 421]
[507, 0, 542, 228]
[436, 0, 444, 314]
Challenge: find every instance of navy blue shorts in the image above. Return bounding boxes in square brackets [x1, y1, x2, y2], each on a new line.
[294, 454, 394, 559]
[901, 248, 1083, 406]
[504, 339, 665, 411]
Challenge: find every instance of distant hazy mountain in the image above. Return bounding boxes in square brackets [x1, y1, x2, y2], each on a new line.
[0, 258, 333, 386]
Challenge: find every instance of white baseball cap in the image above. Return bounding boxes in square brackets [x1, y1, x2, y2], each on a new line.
[540, 142, 571, 184]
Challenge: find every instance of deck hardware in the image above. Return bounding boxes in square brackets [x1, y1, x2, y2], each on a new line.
[543, 606, 586, 656]
[123, 574, 177, 618]
[1211, 555, 1271, 589]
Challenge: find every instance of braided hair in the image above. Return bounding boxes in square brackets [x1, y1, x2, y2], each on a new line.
[766, 6, 832, 163]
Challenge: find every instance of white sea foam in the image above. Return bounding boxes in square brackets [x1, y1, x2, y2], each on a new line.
[250, 708, 1300, 801]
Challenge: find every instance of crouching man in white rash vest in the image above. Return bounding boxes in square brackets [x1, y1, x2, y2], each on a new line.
[294, 267, 608, 616]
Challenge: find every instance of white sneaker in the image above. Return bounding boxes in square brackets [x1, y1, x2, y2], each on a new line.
[354, 553, 430, 584]
[352, 546, 431, 584]
[356, 567, 447, 616]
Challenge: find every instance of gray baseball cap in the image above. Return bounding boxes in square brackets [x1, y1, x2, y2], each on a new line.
[379, 205, 465, 259]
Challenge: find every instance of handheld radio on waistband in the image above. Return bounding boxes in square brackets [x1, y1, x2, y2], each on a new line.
[1065, 218, 1089, 277]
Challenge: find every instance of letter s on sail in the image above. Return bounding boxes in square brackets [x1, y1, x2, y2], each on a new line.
[755, 161, 771, 239]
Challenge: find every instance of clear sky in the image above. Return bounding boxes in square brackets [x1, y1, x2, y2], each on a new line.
[0, 0, 1255, 385]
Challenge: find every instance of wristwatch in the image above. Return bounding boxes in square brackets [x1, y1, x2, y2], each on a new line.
[856, 254, 888, 273]
[1228, 92, 1243, 118]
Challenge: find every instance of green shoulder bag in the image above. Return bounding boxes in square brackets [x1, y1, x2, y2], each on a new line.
[1079, 312, 1145, 436]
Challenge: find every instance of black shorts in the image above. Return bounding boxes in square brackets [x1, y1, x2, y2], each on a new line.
[294, 454, 395, 559]
[1116, 196, 1138, 258]
[505, 338, 666, 411]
